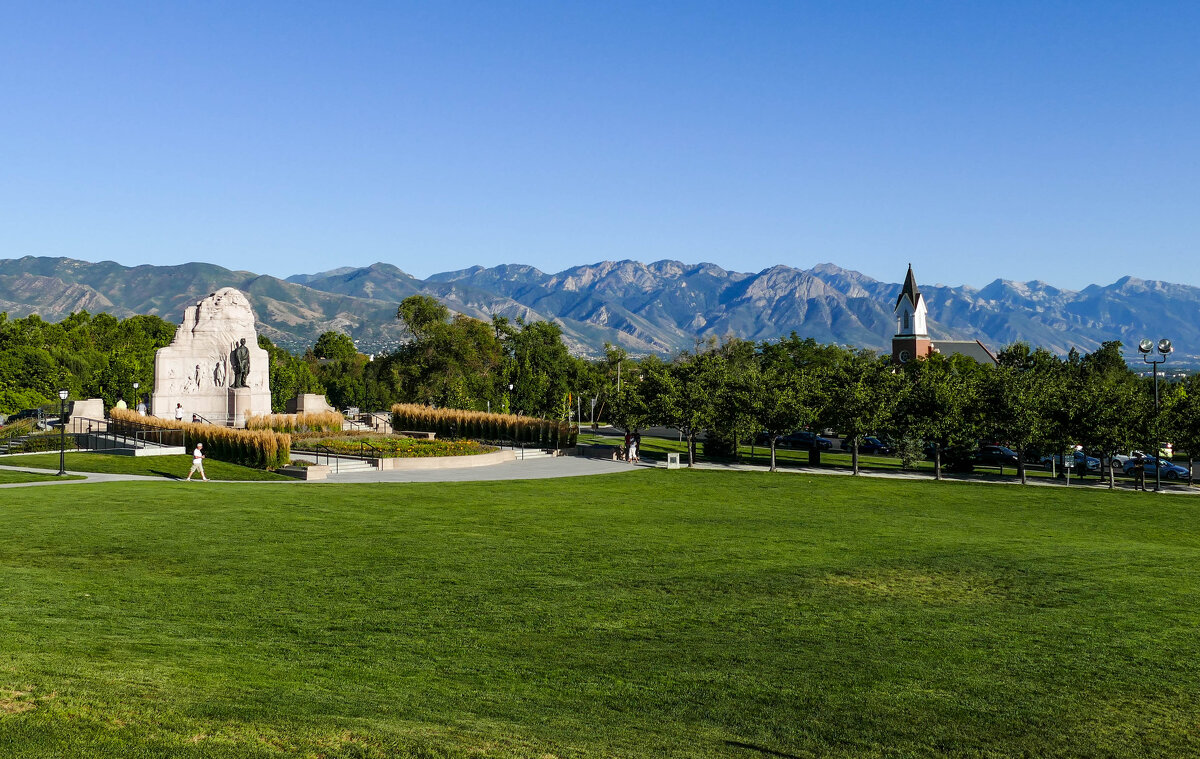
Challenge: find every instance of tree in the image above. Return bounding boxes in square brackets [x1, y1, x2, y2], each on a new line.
[828, 353, 899, 475]
[503, 320, 572, 419]
[1165, 373, 1200, 486]
[986, 344, 1060, 484]
[312, 331, 358, 362]
[1070, 342, 1144, 489]
[644, 350, 727, 467]
[755, 365, 821, 472]
[259, 335, 324, 412]
[893, 354, 980, 480]
[396, 295, 450, 341]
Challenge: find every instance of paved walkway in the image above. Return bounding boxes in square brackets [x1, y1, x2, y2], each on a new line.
[0, 463, 163, 488]
[2, 453, 1196, 495]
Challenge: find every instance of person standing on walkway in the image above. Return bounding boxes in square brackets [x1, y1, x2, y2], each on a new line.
[628, 435, 639, 464]
[175, 403, 185, 422]
[1133, 453, 1147, 491]
[186, 442, 209, 482]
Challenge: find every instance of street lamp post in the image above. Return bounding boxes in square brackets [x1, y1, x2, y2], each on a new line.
[1138, 338, 1173, 492]
[57, 389, 68, 476]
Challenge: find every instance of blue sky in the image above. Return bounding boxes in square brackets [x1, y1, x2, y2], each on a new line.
[2, 2, 1198, 288]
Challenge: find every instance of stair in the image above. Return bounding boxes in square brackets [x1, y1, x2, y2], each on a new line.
[514, 448, 556, 462]
[290, 451, 377, 475]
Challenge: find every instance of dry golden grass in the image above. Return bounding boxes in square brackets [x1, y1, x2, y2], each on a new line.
[245, 410, 344, 434]
[110, 408, 291, 468]
[390, 403, 574, 446]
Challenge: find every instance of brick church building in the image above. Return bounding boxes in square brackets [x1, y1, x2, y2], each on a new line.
[891, 265, 996, 364]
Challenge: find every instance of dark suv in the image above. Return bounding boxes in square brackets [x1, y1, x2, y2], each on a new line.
[974, 445, 1020, 467]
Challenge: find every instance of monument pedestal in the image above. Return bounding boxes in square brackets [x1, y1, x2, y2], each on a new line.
[227, 387, 270, 428]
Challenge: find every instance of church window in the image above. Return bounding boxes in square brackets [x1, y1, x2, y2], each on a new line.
[903, 312, 910, 331]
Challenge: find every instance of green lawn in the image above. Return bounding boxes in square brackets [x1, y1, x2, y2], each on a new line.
[2, 452, 290, 481]
[0, 472, 1198, 757]
[0, 468, 85, 484]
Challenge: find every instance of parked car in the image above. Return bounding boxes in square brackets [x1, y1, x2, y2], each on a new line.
[974, 445, 1020, 468]
[777, 430, 834, 451]
[1041, 450, 1103, 474]
[1122, 456, 1190, 481]
[858, 436, 893, 455]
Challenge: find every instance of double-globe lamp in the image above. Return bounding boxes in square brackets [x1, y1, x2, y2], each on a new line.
[1137, 338, 1173, 492]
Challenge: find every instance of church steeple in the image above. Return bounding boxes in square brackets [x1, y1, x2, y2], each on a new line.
[896, 263, 922, 311]
[892, 264, 931, 363]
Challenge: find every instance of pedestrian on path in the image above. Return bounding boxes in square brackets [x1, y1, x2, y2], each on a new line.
[175, 403, 185, 422]
[186, 443, 209, 482]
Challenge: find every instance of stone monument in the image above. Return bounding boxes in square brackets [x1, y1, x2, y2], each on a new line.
[151, 288, 271, 426]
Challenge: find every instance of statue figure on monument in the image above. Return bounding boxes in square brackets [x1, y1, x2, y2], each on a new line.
[231, 338, 251, 388]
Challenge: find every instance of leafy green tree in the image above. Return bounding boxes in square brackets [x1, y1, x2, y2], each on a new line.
[706, 339, 760, 460]
[754, 365, 823, 472]
[828, 352, 899, 475]
[1165, 373, 1200, 485]
[396, 295, 450, 341]
[259, 335, 324, 412]
[986, 344, 1061, 484]
[644, 350, 727, 467]
[504, 320, 572, 419]
[312, 331, 358, 362]
[893, 354, 980, 480]
[1070, 342, 1145, 488]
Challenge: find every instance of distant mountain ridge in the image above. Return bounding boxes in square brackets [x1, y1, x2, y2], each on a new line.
[1, 255, 1198, 360]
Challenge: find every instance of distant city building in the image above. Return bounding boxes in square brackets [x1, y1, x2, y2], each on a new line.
[891, 265, 996, 364]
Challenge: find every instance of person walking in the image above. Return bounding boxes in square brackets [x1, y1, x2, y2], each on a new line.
[186, 442, 209, 482]
[135, 398, 147, 416]
[175, 403, 185, 422]
[1133, 453, 1147, 491]
[628, 435, 639, 464]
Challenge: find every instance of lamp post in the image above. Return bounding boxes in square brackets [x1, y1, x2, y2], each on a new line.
[57, 389, 68, 476]
[1138, 338, 1173, 492]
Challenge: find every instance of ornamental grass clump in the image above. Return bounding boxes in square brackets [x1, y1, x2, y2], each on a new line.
[390, 403, 574, 447]
[109, 408, 291, 469]
[245, 411, 344, 434]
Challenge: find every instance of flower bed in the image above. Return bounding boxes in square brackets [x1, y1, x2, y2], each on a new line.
[293, 435, 495, 459]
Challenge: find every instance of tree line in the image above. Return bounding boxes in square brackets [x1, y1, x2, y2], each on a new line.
[5, 299, 1199, 489]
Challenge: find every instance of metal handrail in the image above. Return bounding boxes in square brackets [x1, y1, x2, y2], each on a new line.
[72, 417, 185, 450]
[359, 440, 381, 460]
[191, 413, 216, 426]
[310, 443, 338, 473]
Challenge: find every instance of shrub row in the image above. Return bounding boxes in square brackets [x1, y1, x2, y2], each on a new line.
[245, 411, 344, 434]
[390, 404, 576, 448]
[293, 435, 494, 458]
[110, 408, 291, 469]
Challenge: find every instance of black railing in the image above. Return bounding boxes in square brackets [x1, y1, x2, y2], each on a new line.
[310, 443, 338, 473]
[72, 417, 184, 451]
[483, 436, 528, 460]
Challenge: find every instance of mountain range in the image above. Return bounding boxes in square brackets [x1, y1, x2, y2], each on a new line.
[1, 255, 1197, 362]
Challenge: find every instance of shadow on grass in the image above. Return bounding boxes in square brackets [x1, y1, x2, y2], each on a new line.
[725, 741, 803, 758]
[150, 470, 182, 480]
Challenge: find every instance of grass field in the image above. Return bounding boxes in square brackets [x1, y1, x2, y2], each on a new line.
[0, 471, 1198, 757]
[0, 468, 85, 484]
[2, 452, 291, 481]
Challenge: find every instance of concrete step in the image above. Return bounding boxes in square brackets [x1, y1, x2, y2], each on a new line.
[514, 449, 556, 461]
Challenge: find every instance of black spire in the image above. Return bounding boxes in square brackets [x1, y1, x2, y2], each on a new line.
[895, 263, 922, 309]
